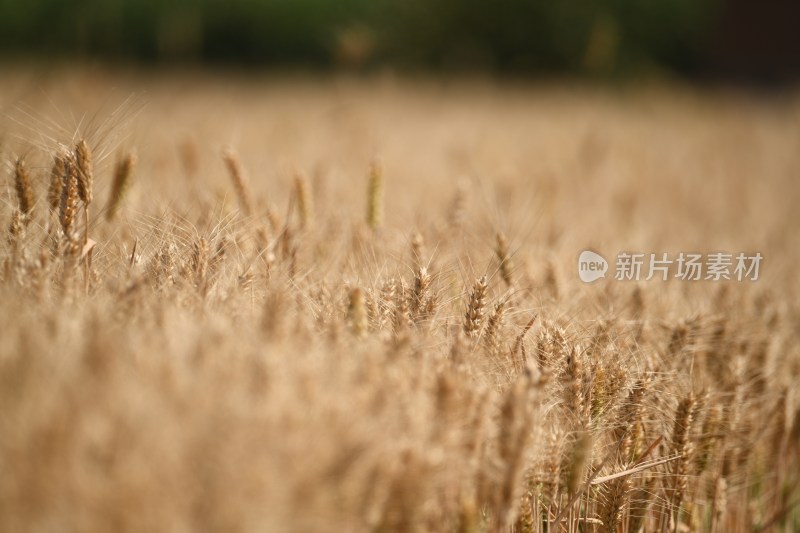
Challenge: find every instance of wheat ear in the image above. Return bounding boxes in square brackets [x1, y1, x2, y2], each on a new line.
[222, 147, 256, 217]
[464, 275, 488, 338]
[495, 232, 513, 288]
[293, 171, 313, 230]
[74, 140, 94, 245]
[366, 158, 383, 230]
[106, 151, 136, 221]
[13, 157, 34, 223]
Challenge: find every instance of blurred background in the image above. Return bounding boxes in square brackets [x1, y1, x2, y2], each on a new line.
[0, 0, 798, 82]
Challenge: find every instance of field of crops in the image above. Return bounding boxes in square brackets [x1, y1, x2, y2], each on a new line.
[1, 67, 799, 532]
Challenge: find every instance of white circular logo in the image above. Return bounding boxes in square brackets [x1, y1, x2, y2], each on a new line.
[578, 250, 608, 283]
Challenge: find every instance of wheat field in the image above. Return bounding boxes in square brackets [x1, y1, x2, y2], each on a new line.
[1, 67, 799, 532]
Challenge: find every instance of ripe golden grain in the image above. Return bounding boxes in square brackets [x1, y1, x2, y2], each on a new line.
[0, 74, 797, 533]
